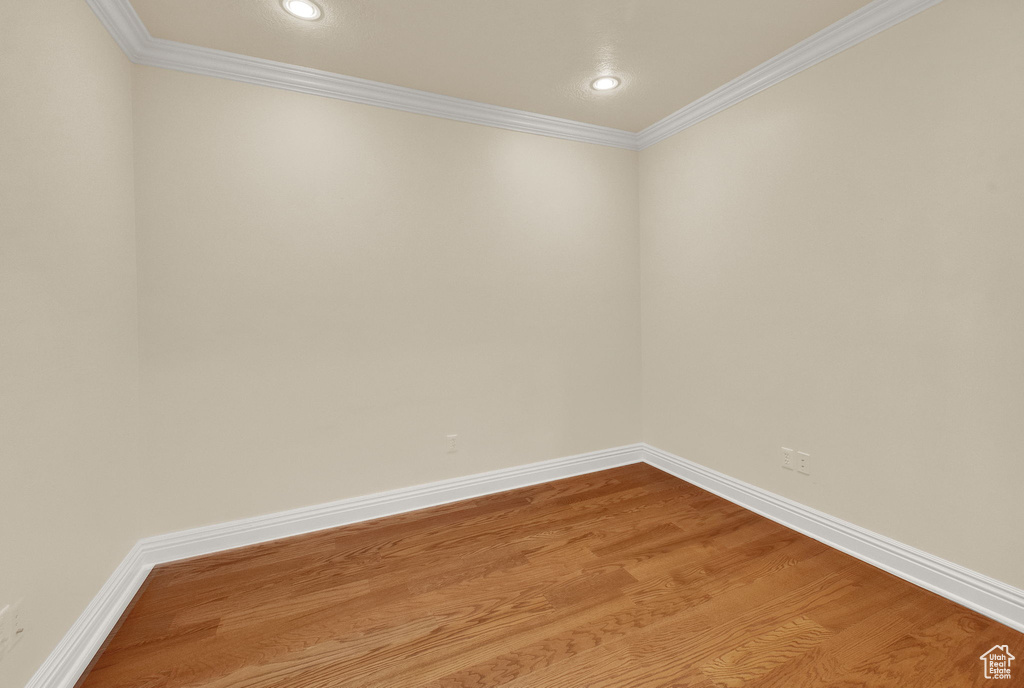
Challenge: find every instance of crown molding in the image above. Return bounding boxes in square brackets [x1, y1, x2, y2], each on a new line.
[83, 0, 639, 150]
[86, 0, 943, 152]
[141, 38, 641, 149]
[84, 0, 148, 61]
[636, 0, 945, 148]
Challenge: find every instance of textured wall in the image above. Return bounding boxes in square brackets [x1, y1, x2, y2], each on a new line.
[640, 0, 1024, 588]
[9, 0, 1024, 684]
[131, 66, 642, 534]
[0, 1, 141, 684]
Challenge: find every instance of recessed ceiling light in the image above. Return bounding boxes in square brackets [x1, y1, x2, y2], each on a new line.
[590, 76, 621, 91]
[282, 0, 322, 20]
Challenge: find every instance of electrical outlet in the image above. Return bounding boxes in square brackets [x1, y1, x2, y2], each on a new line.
[781, 447, 795, 470]
[797, 451, 811, 475]
[446, 434, 458, 453]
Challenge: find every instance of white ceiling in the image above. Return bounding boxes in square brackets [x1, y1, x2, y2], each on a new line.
[127, 0, 874, 132]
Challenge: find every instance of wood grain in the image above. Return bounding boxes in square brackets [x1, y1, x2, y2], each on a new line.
[77, 464, 1023, 687]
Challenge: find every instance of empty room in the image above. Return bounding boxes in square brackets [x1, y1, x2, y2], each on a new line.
[2, 0, 1022, 686]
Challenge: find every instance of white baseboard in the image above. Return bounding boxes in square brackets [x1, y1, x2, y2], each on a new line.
[27, 441, 1024, 688]
[641, 444, 1024, 634]
[24, 548, 152, 688]
[25, 444, 643, 688]
[137, 444, 643, 566]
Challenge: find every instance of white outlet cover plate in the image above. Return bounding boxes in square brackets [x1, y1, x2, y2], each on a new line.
[797, 451, 811, 475]
[781, 447, 795, 470]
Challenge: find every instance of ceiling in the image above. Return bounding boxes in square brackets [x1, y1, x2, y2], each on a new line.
[128, 0, 873, 133]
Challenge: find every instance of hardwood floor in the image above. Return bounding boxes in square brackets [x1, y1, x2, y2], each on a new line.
[78, 464, 1022, 687]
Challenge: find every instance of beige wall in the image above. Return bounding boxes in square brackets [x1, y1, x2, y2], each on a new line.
[2, 19, 641, 683]
[640, 0, 1024, 588]
[131, 67, 642, 533]
[0, 1, 141, 685]
[7, 0, 1024, 682]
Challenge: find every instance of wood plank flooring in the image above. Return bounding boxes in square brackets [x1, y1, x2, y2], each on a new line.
[77, 464, 1023, 687]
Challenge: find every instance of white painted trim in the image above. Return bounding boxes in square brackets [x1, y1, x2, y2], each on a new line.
[26, 441, 1024, 687]
[86, 0, 944, 151]
[23, 548, 152, 688]
[642, 444, 1024, 634]
[83, 0, 638, 150]
[83, 0, 149, 61]
[25, 444, 643, 688]
[636, 0, 945, 148]
[139, 444, 643, 565]
[139, 38, 640, 149]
